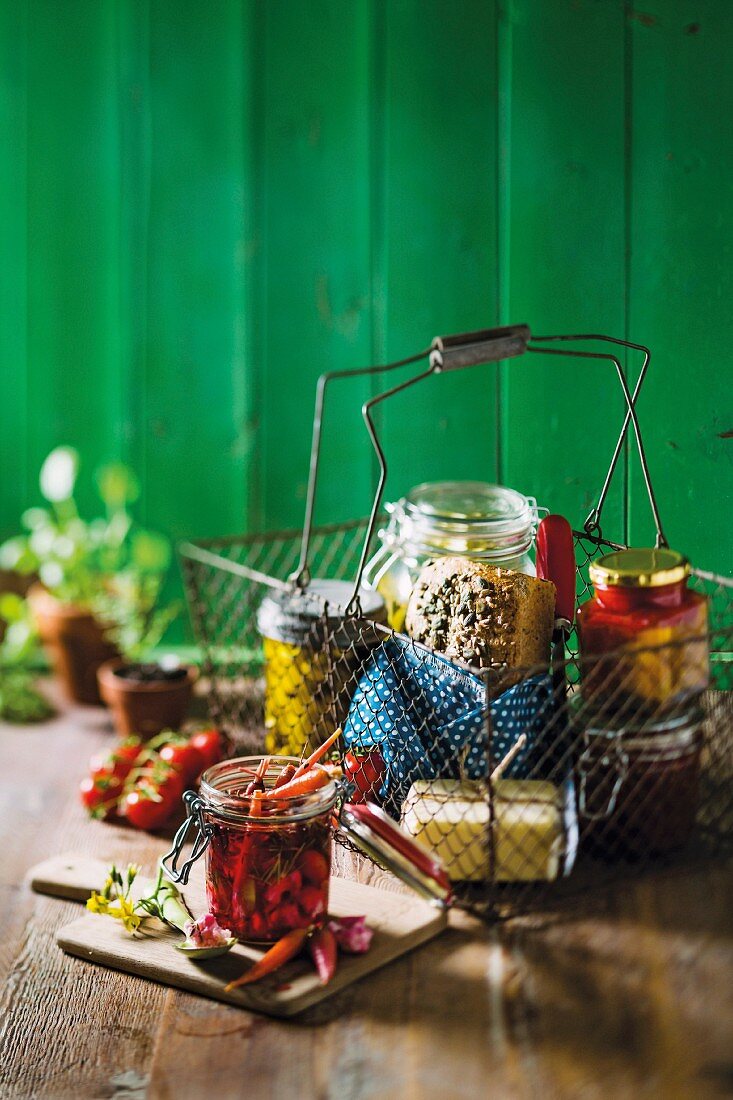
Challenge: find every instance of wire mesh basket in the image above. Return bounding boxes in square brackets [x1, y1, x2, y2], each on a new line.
[180, 326, 732, 918]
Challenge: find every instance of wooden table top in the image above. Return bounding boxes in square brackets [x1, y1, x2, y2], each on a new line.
[2, 682, 732, 1100]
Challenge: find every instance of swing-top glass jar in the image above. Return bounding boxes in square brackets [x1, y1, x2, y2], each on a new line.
[161, 756, 453, 944]
[199, 757, 337, 942]
[363, 480, 540, 630]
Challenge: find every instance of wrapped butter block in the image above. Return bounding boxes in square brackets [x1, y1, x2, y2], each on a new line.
[400, 778, 570, 883]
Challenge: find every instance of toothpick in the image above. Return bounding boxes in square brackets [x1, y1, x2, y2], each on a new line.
[490, 733, 528, 781]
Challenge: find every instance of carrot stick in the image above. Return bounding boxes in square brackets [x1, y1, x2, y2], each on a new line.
[292, 728, 342, 779]
[224, 927, 309, 991]
[268, 768, 331, 801]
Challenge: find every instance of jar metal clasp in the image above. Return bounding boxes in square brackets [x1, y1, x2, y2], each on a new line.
[161, 790, 213, 885]
[577, 736, 629, 821]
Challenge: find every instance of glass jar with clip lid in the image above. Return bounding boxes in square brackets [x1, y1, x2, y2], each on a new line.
[162, 757, 453, 944]
[363, 480, 541, 631]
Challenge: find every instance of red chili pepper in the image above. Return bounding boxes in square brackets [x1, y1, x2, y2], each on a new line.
[245, 755, 271, 796]
[308, 926, 338, 985]
[344, 749, 386, 803]
[273, 762, 296, 788]
[224, 926, 309, 991]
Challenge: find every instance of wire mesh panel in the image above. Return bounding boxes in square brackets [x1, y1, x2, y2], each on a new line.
[181, 519, 732, 919]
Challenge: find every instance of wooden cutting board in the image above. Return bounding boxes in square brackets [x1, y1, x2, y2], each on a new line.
[31, 853, 447, 1018]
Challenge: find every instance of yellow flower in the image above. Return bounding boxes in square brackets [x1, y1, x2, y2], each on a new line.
[107, 896, 142, 934]
[86, 891, 110, 915]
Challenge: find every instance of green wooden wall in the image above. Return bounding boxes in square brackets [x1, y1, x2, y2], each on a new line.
[1, 1, 731, 595]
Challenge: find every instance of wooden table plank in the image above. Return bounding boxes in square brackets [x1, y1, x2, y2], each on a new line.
[1, 683, 731, 1099]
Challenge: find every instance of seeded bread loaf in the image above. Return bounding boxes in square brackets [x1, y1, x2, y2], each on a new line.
[405, 557, 556, 673]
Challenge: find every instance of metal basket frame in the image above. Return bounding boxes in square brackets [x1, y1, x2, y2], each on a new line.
[180, 326, 732, 919]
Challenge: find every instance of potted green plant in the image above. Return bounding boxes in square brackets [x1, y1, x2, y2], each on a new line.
[0, 447, 186, 714]
[0, 592, 54, 722]
[96, 575, 196, 738]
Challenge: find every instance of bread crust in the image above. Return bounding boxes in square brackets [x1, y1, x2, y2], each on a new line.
[405, 556, 556, 672]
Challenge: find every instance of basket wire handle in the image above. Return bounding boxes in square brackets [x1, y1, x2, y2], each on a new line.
[348, 328, 669, 609]
[527, 334, 667, 548]
[291, 324, 667, 610]
[290, 349, 429, 590]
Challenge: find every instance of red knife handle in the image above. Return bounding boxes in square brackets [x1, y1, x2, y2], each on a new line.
[536, 514, 576, 624]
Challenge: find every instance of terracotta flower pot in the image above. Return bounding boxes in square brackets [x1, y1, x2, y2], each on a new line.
[97, 659, 198, 738]
[28, 585, 118, 705]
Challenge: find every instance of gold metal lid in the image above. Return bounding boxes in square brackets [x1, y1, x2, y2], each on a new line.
[589, 547, 689, 588]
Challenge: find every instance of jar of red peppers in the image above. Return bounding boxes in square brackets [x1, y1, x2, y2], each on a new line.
[162, 756, 452, 943]
[183, 757, 336, 942]
[577, 548, 709, 724]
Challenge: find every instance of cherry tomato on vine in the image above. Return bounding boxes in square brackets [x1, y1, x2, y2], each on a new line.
[122, 763, 185, 831]
[189, 728, 225, 772]
[89, 738, 144, 784]
[79, 773, 123, 819]
[159, 741, 205, 785]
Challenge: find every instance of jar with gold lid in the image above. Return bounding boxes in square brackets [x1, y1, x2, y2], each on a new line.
[577, 547, 709, 723]
[363, 480, 540, 631]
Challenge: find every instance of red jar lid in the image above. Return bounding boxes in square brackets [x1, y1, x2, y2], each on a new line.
[340, 801, 453, 906]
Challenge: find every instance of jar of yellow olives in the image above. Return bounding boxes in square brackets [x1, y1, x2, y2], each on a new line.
[257, 580, 386, 756]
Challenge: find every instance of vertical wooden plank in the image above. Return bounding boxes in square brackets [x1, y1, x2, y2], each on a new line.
[117, 0, 151, 483]
[24, 0, 123, 515]
[0, 1, 28, 535]
[377, 0, 500, 500]
[143, 0, 250, 541]
[628, 1, 733, 572]
[502, 0, 628, 539]
[257, 0, 374, 531]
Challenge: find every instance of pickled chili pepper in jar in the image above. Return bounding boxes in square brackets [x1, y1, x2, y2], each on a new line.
[161, 758, 453, 944]
[577, 548, 709, 723]
[257, 580, 386, 756]
[200, 757, 335, 942]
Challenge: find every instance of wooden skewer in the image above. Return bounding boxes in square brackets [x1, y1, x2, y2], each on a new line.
[490, 733, 528, 782]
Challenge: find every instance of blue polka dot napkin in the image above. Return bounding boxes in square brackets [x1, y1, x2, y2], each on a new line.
[343, 635, 555, 812]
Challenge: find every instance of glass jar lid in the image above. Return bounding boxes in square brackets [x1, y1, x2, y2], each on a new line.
[385, 480, 537, 559]
[590, 547, 689, 589]
[583, 720, 702, 759]
[257, 579, 387, 646]
[339, 802, 453, 906]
